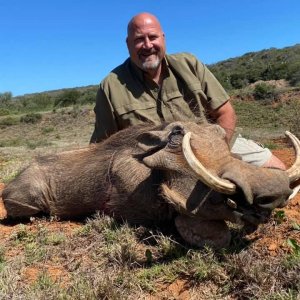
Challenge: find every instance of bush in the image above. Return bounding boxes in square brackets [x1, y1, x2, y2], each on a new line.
[78, 90, 97, 105]
[54, 90, 81, 107]
[230, 73, 249, 89]
[0, 116, 19, 126]
[20, 94, 54, 111]
[20, 113, 42, 124]
[0, 108, 10, 116]
[0, 92, 12, 106]
[253, 83, 278, 101]
[288, 69, 300, 87]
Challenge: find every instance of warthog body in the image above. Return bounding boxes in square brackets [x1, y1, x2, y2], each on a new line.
[2, 121, 300, 248]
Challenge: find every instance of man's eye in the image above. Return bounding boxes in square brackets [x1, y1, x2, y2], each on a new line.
[149, 36, 158, 41]
[135, 38, 144, 43]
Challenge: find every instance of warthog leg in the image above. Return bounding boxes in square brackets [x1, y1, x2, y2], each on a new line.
[3, 198, 42, 217]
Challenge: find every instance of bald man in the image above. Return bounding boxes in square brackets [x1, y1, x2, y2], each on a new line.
[90, 12, 286, 170]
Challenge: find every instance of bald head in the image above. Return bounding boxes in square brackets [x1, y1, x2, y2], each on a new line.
[127, 13, 163, 37]
[126, 13, 166, 74]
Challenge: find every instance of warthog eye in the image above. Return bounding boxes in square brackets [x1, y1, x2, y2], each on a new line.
[170, 125, 184, 136]
[168, 125, 184, 148]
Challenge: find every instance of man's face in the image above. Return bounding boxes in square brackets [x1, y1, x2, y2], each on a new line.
[126, 17, 166, 72]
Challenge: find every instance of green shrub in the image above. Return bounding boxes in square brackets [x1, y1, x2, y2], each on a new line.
[230, 73, 249, 89]
[0, 92, 12, 106]
[20, 95, 54, 111]
[0, 116, 19, 126]
[41, 126, 55, 134]
[0, 108, 10, 116]
[30, 94, 54, 109]
[20, 113, 42, 124]
[54, 90, 81, 107]
[253, 83, 278, 100]
[288, 69, 300, 87]
[78, 90, 97, 104]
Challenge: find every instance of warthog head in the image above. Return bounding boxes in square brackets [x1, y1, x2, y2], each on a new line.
[2, 121, 300, 249]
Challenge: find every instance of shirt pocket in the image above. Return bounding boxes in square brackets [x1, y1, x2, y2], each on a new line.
[114, 101, 160, 127]
[164, 89, 204, 120]
[114, 101, 156, 115]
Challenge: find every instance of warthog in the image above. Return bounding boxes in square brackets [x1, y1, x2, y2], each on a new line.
[1, 121, 300, 248]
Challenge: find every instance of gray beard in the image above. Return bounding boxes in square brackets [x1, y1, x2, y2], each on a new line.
[141, 57, 160, 71]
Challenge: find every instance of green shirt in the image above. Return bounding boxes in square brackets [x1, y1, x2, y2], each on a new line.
[90, 52, 229, 143]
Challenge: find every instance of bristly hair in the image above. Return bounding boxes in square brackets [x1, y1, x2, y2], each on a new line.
[99, 122, 169, 151]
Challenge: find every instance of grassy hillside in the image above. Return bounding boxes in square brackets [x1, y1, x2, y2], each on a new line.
[209, 44, 300, 90]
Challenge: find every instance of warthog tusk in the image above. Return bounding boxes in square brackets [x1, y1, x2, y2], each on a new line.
[182, 132, 236, 195]
[288, 184, 300, 201]
[258, 197, 287, 210]
[285, 131, 300, 183]
[258, 183, 300, 210]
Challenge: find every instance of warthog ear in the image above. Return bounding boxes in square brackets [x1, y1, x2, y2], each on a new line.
[137, 130, 169, 151]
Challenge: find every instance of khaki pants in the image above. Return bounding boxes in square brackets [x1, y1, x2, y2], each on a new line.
[231, 134, 272, 167]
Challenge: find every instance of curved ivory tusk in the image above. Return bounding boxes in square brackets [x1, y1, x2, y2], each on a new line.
[259, 185, 300, 210]
[285, 131, 300, 183]
[182, 132, 236, 195]
[288, 184, 300, 201]
[258, 197, 286, 210]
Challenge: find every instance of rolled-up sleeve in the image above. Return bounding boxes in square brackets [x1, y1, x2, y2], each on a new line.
[195, 59, 230, 110]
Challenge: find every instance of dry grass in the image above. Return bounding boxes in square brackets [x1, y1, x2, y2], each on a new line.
[0, 105, 94, 182]
[0, 214, 299, 299]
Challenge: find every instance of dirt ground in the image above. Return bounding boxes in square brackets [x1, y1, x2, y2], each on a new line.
[0, 145, 299, 299]
[246, 147, 300, 256]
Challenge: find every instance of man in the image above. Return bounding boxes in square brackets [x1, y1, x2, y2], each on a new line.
[90, 12, 286, 170]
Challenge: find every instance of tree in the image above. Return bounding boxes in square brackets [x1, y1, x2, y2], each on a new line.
[0, 92, 12, 107]
[54, 90, 81, 107]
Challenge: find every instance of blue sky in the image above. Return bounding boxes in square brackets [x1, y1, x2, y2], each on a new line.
[1, 0, 299, 96]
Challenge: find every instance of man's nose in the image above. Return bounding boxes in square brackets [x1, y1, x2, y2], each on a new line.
[143, 37, 152, 49]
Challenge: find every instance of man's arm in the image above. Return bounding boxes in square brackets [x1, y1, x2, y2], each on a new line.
[192, 57, 236, 143]
[90, 87, 119, 143]
[209, 100, 237, 144]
